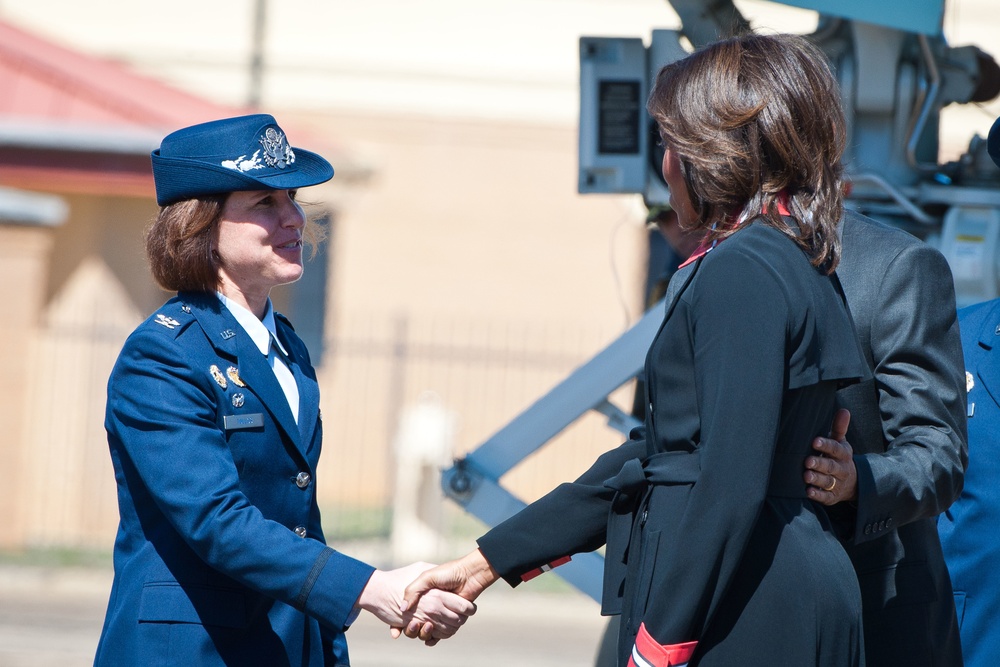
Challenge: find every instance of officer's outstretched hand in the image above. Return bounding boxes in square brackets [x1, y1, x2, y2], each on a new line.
[399, 549, 499, 640]
[356, 562, 476, 645]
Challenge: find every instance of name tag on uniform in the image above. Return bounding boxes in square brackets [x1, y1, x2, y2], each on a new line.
[223, 413, 264, 430]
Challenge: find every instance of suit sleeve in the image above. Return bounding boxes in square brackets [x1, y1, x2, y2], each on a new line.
[642, 252, 787, 645]
[106, 327, 374, 631]
[850, 242, 968, 544]
[477, 430, 647, 586]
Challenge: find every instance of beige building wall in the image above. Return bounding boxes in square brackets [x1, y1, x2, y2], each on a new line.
[3, 0, 1000, 553]
[1, 115, 649, 551]
[6, 194, 161, 548]
[285, 111, 651, 544]
[0, 224, 59, 548]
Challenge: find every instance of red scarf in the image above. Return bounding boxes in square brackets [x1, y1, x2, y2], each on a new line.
[677, 194, 791, 268]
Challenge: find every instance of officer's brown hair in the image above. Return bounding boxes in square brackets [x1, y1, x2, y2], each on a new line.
[145, 195, 227, 293]
[647, 32, 846, 272]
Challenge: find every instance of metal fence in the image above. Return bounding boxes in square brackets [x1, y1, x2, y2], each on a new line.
[15, 306, 633, 554]
[317, 311, 633, 546]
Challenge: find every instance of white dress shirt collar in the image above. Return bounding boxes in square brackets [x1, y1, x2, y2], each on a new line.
[216, 293, 289, 357]
[217, 292, 299, 423]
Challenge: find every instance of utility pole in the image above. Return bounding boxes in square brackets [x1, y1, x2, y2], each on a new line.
[248, 0, 267, 109]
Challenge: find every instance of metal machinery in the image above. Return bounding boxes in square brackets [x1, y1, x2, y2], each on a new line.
[438, 1, 1000, 661]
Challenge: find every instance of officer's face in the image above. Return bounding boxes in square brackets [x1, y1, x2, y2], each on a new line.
[214, 188, 306, 311]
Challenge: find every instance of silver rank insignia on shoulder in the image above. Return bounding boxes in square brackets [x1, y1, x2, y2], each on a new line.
[967, 371, 976, 417]
[232, 393, 245, 408]
[155, 314, 180, 329]
[221, 329, 237, 340]
[180, 304, 191, 314]
[210, 364, 227, 389]
[226, 366, 246, 387]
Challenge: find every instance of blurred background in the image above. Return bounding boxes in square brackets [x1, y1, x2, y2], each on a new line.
[1, 1, 999, 664]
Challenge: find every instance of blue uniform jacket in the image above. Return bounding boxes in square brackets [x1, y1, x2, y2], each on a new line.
[95, 292, 375, 667]
[939, 297, 1000, 667]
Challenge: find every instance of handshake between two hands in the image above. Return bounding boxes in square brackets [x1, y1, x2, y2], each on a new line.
[356, 549, 499, 646]
[354, 410, 860, 648]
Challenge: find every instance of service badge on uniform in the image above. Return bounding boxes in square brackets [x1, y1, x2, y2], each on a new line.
[210, 364, 227, 389]
[967, 371, 975, 393]
[227, 366, 246, 387]
[232, 393, 245, 408]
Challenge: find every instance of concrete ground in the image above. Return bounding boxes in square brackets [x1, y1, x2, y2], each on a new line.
[0, 562, 609, 667]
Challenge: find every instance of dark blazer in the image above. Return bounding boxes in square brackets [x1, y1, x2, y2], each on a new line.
[486, 222, 871, 665]
[94, 292, 375, 667]
[938, 297, 1000, 667]
[478, 211, 967, 666]
[834, 211, 966, 667]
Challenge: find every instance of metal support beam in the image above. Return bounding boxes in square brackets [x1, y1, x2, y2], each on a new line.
[439, 298, 666, 601]
[667, 0, 750, 48]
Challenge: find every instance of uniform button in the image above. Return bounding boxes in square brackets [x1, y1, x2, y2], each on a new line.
[878, 520, 886, 531]
[294, 526, 307, 538]
[886, 518, 893, 528]
[864, 524, 871, 535]
[296, 472, 311, 489]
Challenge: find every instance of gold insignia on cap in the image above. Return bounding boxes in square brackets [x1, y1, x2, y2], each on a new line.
[226, 366, 246, 387]
[967, 371, 975, 393]
[210, 364, 227, 389]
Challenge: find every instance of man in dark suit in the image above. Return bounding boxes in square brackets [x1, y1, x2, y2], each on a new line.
[936, 116, 1000, 667]
[804, 209, 967, 666]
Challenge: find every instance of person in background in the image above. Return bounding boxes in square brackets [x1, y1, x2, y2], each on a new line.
[646, 204, 703, 282]
[405, 33, 873, 666]
[801, 205, 967, 667]
[94, 114, 474, 667]
[936, 114, 1000, 667]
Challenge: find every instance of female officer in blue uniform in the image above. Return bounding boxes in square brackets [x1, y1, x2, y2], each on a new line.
[94, 114, 474, 666]
[403, 34, 871, 666]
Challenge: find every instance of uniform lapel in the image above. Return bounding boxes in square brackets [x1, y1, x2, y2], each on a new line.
[274, 322, 320, 456]
[235, 333, 301, 447]
[296, 367, 320, 454]
[974, 301, 1000, 410]
[183, 292, 303, 451]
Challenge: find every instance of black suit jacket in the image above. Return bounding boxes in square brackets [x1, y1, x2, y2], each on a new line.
[478, 211, 967, 666]
[832, 211, 967, 667]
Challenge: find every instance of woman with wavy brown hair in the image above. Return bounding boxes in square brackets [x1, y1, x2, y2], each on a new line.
[404, 33, 870, 666]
